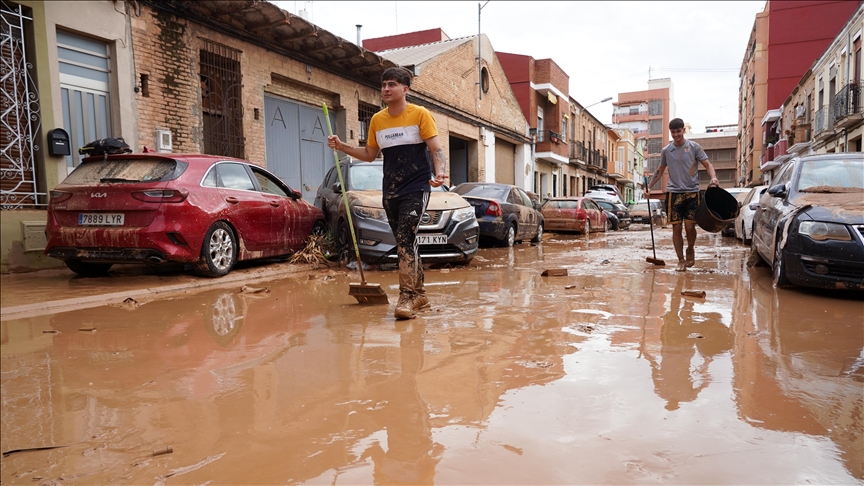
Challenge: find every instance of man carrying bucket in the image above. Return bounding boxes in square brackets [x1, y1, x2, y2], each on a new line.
[647, 118, 719, 272]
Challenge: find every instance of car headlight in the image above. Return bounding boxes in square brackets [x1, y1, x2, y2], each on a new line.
[798, 221, 851, 241]
[353, 206, 387, 222]
[451, 206, 476, 222]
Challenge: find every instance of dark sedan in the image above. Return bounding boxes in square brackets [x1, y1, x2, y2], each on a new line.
[596, 200, 631, 230]
[750, 153, 864, 290]
[451, 182, 543, 247]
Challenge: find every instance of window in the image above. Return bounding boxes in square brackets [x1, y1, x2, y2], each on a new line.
[217, 163, 255, 191]
[648, 119, 662, 135]
[647, 138, 662, 155]
[358, 102, 378, 146]
[562, 116, 567, 142]
[537, 107, 544, 142]
[648, 100, 663, 116]
[252, 168, 289, 197]
[200, 40, 244, 159]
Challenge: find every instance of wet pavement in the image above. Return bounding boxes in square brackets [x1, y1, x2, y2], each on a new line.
[1, 227, 862, 485]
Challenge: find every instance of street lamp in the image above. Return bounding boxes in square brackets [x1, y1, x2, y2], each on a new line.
[585, 97, 613, 109]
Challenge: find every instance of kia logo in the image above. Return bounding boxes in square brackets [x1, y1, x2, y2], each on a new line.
[91, 193, 107, 198]
[420, 212, 432, 224]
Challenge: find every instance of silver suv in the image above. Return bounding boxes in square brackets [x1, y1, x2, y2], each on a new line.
[314, 157, 479, 265]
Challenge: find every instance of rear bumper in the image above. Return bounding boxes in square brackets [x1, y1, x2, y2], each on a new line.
[45, 226, 200, 263]
[47, 247, 173, 264]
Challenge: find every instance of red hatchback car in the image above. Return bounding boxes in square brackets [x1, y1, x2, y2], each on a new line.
[45, 154, 326, 277]
[540, 196, 609, 234]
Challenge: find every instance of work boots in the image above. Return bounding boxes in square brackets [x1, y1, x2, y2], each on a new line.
[412, 292, 430, 310]
[394, 292, 416, 320]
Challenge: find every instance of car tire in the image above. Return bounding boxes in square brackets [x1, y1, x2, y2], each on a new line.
[604, 219, 612, 232]
[501, 224, 516, 247]
[531, 222, 543, 243]
[772, 237, 792, 288]
[584, 219, 592, 235]
[195, 222, 237, 278]
[336, 219, 352, 251]
[65, 259, 112, 277]
[311, 220, 327, 237]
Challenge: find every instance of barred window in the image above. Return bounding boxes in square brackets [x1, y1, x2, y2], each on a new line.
[648, 119, 662, 135]
[648, 99, 663, 116]
[647, 138, 663, 155]
[358, 102, 378, 146]
[200, 40, 244, 159]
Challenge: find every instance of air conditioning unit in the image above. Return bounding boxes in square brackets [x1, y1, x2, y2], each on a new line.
[155, 129, 172, 153]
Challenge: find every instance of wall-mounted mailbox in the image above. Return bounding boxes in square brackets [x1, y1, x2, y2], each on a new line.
[47, 128, 71, 156]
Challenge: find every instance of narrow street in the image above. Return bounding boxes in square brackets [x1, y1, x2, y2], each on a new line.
[1, 227, 862, 484]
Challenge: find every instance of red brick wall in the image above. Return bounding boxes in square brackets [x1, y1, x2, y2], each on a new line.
[363, 28, 448, 52]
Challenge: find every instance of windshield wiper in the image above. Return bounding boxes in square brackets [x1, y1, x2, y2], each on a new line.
[100, 177, 138, 183]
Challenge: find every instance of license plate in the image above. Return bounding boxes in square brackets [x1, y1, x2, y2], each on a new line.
[78, 213, 124, 226]
[417, 234, 447, 245]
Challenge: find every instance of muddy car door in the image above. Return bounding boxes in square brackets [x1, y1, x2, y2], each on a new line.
[214, 162, 272, 251]
[507, 187, 530, 240]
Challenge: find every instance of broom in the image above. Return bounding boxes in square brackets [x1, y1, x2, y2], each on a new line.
[644, 176, 665, 266]
[323, 103, 389, 304]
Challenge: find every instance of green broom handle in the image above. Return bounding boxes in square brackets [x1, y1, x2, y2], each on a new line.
[323, 103, 367, 284]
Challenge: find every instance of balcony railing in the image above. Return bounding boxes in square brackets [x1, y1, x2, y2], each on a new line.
[834, 82, 863, 126]
[537, 129, 563, 144]
[814, 106, 833, 137]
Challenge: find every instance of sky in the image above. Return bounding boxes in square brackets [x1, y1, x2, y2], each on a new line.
[273, 1, 766, 134]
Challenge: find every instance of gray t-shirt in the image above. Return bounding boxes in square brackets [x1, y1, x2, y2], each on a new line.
[659, 139, 708, 192]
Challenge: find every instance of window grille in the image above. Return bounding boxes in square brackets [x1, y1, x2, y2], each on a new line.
[200, 40, 244, 159]
[357, 102, 377, 146]
[647, 138, 662, 155]
[648, 99, 663, 116]
[648, 119, 662, 135]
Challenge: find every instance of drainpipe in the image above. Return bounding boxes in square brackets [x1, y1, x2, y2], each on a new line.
[356, 25, 362, 47]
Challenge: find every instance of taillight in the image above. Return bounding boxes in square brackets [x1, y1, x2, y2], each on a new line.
[49, 190, 72, 204]
[131, 189, 188, 203]
[485, 201, 502, 217]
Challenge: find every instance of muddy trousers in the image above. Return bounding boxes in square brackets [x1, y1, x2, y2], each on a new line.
[383, 191, 430, 297]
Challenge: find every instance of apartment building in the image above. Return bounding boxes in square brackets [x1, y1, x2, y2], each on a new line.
[613, 128, 643, 202]
[563, 99, 613, 198]
[612, 78, 675, 194]
[737, 0, 861, 186]
[688, 126, 740, 190]
[764, 4, 864, 174]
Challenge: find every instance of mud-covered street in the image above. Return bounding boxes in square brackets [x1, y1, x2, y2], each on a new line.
[1, 227, 862, 485]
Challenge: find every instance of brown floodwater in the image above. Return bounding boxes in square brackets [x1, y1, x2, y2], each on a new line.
[1, 229, 862, 484]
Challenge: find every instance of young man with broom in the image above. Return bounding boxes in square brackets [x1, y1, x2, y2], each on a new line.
[327, 67, 448, 320]
[646, 118, 719, 272]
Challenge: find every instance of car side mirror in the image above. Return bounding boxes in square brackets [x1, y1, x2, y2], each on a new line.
[331, 182, 342, 194]
[749, 203, 759, 210]
[767, 184, 786, 198]
[291, 189, 302, 199]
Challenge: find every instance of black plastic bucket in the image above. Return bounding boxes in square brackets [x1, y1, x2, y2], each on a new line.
[695, 186, 740, 233]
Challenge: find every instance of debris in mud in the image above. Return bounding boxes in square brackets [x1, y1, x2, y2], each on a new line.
[687, 333, 705, 339]
[152, 446, 173, 457]
[240, 285, 270, 294]
[576, 324, 596, 333]
[288, 234, 337, 265]
[541, 268, 568, 276]
[42, 329, 59, 334]
[120, 297, 140, 309]
[2, 445, 68, 457]
[601, 259, 610, 264]
[564, 285, 576, 289]
[78, 327, 96, 332]
[681, 290, 707, 298]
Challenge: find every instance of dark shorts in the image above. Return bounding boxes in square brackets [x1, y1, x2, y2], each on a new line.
[667, 192, 701, 225]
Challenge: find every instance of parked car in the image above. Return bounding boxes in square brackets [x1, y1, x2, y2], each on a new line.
[750, 153, 864, 290]
[584, 189, 623, 205]
[540, 196, 608, 234]
[628, 199, 667, 227]
[596, 200, 631, 230]
[45, 154, 326, 277]
[734, 185, 768, 244]
[451, 182, 543, 246]
[721, 187, 754, 237]
[603, 210, 620, 231]
[315, 158, 479, 264]
[588, 184, 625, 203]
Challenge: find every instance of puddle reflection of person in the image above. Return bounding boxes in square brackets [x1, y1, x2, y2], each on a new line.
[643, 275, 733, 411]
[361, 321, 443, 484]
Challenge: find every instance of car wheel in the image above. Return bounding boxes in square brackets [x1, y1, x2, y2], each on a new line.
[604, 219, 612, 232]
[195, 222, 237, 278]
[311, 220, 327, 237]
[65, 259, 112, 277]
[501, 224, 516, 247]
[531, 222, 543, 243]
[772, 237, 792, 288]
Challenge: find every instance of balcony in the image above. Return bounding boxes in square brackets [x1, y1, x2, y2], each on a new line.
[834, 82, 863, 128]
[535, 130, 569, 165]
[813, 107, 835, 142]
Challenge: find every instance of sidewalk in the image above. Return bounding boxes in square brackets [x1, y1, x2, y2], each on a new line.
[0, 260, 323, 321]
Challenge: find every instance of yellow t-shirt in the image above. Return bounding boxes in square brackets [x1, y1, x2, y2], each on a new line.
[367, 104, 438, 199]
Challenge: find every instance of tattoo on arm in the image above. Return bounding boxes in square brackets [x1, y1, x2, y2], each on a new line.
[433, 148, 446, 174]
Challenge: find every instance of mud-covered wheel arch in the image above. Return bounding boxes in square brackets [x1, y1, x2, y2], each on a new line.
[195, 221, 237, 278]
[65, 260, 112, 277]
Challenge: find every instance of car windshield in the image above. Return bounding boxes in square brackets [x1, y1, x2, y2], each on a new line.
[629, 201, 661, 212]
[349, 164, 384, 191]
[64, 158, 182, 184]
[454, 184, 508, 200]
[797, 158, 864, 193]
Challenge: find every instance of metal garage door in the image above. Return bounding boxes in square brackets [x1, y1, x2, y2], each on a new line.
[494, 138, 515, 185]
[264, 95, 334, 201]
